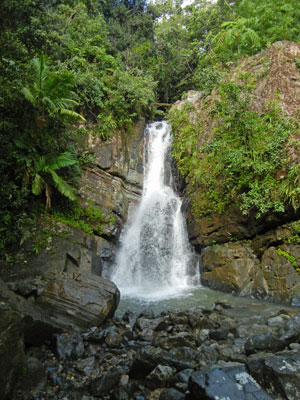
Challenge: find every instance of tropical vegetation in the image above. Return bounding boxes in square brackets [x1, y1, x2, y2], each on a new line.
[0, 0, 299, 260]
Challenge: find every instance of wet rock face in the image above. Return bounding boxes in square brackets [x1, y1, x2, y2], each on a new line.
[79, 118, 144, 240]
[200, 225, 300, 305]
[201, 242, 258, 294]
[10, 303, 300, 400]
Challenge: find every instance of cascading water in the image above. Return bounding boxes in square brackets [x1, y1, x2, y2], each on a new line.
[111, 121, 199, 300]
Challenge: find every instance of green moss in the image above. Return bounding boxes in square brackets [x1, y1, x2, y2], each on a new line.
[294, 57, 300, 71]
[31, 227, 52, 254]
[48, 202, 106, 235]
[276, 248, 298, 272]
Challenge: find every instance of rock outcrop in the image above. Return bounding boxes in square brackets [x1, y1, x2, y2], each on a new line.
[171, 42, 300, 305]
[0, 120, 144, 399]
[79, 118, 144, 240]
[201, 236, 300, 305]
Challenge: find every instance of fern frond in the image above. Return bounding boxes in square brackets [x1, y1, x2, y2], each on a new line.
[224, 29, 236, 46]
[245, 29, 261, 47]
[212, 31, 226, 47]
[42, 96, 56, 112]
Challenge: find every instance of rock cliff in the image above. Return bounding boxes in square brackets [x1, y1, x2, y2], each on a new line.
[170, 41, 300, 304]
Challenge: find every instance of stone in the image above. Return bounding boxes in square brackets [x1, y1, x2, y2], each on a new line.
[172, 369, 193, 385]
[244, 332, 285, 355]
[196, 344, 218, 366]
[89, 370, 122, 396]
[36, 273, 120, 331]
[236, 323, 270, 339]
[247, 352, 300, 399]
[0, 299, 25, 400]
[279, 312, 300, 343]
[17, 356, 47, 392]
[160, 388, 185, 400]
[253, 247, 300, 303]
[158, 332, 196, 350]
[75, 357, 96, 375]
[189, 363, 272, 399]
[56, 334, 85, 360]
[209, 328, 229, 341]
[145, 364, 173, 389]
[267, 315, 288, 328]
[201, 242, 258, 295]
[129, 346, 194, 379]
[105, 331, 123, 348]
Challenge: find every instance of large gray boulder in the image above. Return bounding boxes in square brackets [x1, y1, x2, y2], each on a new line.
[6, 273, 119, 337]
[35, 273, 120, 331]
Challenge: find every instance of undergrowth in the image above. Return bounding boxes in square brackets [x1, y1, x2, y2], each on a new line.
[169, 81, 300, 219]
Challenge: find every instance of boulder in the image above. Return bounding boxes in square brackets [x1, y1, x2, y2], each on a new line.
[247, 352, 300, 399]
[0, 301, 25, 400]
[201, 242, 258, 294]
[200, 238, 300, 304]
[1, 272, 119, 347]
[189, 363, 272, 400]
[35, 273, 120, 331]
[252, 246, 300, 303]
[145, 364, 173, 389]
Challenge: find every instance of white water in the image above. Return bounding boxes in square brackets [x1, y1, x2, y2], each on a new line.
[111, 121, 199, 300]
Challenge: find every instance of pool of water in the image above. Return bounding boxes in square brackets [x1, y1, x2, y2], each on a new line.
[115, 284, 299, 319]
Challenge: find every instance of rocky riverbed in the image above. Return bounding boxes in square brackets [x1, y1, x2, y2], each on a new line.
[12, 300, 300, 400]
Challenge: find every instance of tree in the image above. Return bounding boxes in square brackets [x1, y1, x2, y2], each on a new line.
[22, 53, 85, 123]
[28, 152, 77, 210]
[211, 17, 260, 58]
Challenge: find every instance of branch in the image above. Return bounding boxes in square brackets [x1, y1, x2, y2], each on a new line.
[152, 102, 172, 107]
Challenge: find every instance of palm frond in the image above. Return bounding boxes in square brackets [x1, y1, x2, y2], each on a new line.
[22, 87, 36, 107]
[33, 155, 47, 173]
[32, 174, 44, 195]
[42, 96, 56, 112]
[60, 109, 86, 121]
[47, 152, 78, 170]
[50, 170, 77, 201]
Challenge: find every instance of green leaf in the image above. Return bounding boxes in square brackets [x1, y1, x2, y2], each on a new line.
[32, 174, 44, 195]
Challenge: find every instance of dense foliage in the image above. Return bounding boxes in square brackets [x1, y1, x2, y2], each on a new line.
[0, 0, 299, 259]
[170, 82, 300, 218]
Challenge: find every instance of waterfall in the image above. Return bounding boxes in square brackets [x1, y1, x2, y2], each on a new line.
[111, 121, 198, 298]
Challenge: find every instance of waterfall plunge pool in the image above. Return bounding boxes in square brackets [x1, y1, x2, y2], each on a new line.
[115, 285, 298, 319]
[110, 121, 299, 319]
